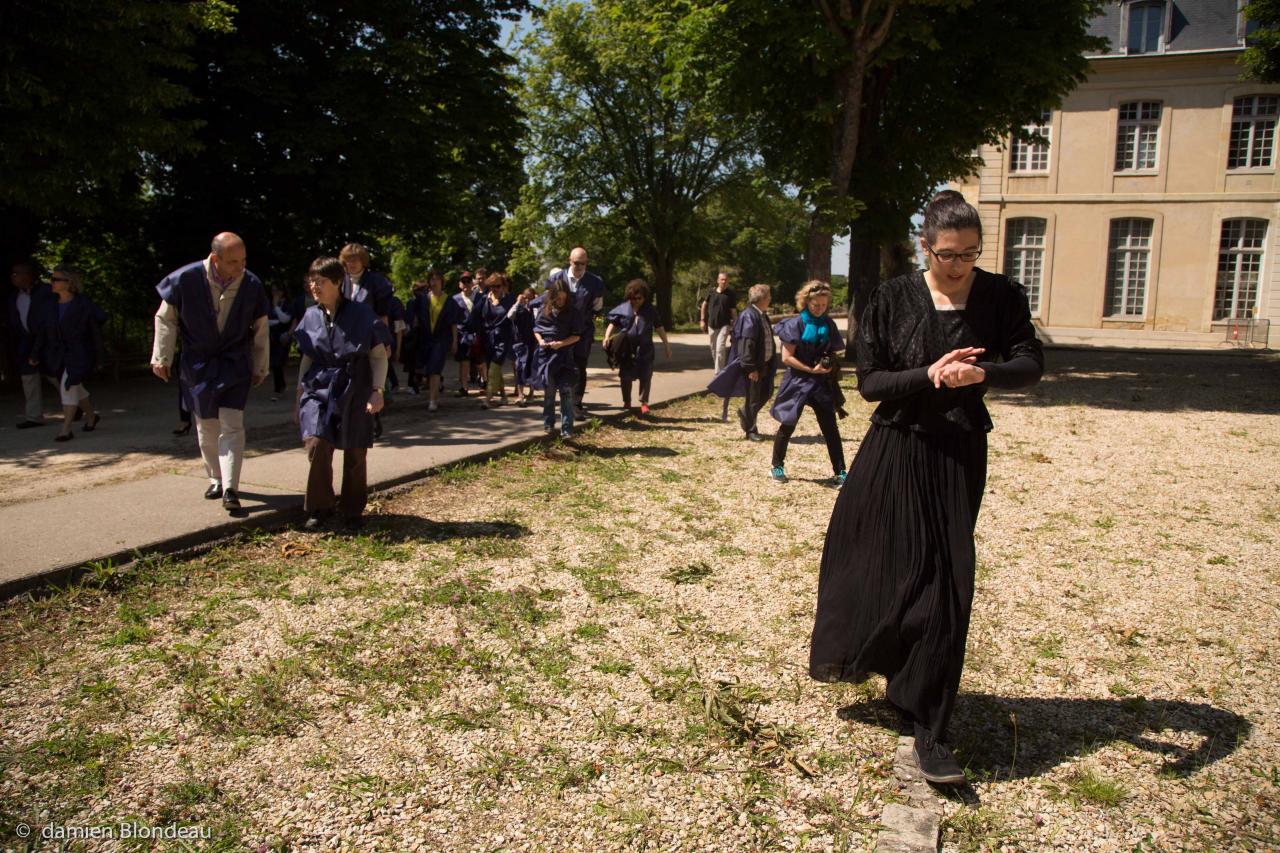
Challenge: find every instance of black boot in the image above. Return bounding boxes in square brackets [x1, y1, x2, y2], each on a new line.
[913, 724, 965, 785]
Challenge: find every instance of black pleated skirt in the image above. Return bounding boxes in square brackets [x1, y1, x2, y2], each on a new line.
[809, 422, 987, 739]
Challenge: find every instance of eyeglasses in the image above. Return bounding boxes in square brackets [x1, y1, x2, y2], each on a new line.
[926, 245, 982, 264]
[50, 276, 70, 283]
[570, 261, 587, 268]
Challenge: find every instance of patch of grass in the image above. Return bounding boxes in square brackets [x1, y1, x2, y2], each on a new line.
[573, 622, 607, 641]
[1032, 632, 1064, 660]
[663, 561, 713, 585]
[1206, 554, 1231, 565]
[593, 658, 634, 676]
[565, 559, 632, 603]
[1093, 515, 1116, 530]
[941, 807, 1020, 852]
[1045, 768, 1128, 807]
[22, 723, 131, 799]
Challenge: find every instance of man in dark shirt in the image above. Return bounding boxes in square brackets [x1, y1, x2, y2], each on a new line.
[699, 271, 737, 374]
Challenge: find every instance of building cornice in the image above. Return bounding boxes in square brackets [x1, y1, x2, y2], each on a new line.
[979, 192, 1280, 204]
[1088, 46, 1246, 62]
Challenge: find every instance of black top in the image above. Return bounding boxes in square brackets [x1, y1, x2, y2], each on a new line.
[703, 288, 736, 329]
[855, 269, 1044, 433]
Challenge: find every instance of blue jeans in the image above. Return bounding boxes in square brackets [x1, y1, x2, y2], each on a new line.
[543, 369, 576, 435]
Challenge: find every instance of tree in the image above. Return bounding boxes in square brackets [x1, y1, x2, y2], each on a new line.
[1243, 0, 1280, 82]
[145, 0, 529, 282]
[679, 0, 1102, 283]
[843, 0, 1106, 322]
[0, 0, 231, 266]
[507, 0, 756, 326]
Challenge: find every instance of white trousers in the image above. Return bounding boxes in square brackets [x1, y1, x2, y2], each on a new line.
[709, 325, 732, 374]
[44, 372, 88, 407]
[195, 408, 245, 490]
[21, 373, 43, 421]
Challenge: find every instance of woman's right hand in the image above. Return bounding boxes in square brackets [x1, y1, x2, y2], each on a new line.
[928, 347, 984, 388]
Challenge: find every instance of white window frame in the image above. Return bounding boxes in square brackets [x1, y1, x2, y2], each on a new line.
[1009, 110, 1051, 174]
[1003, 218, 1047, 317]
[1228, 95, 1279, 169]
[1213, 218, 1267, 321]
[1105, 218, 1153, 318]
[1115, 101, 1162, 172]
[1123, 0, 1169, 55]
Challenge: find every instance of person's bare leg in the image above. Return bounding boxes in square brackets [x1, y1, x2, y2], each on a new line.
[58, 404, 76, 438]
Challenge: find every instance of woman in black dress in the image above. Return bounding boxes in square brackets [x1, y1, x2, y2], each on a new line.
[809, 190, 1044, 784]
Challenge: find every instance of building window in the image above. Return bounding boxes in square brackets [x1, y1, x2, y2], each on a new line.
[1105, 218, 1153, 318]
[1115, 101, 1161, 171]
[1010, 110, 1051, 173]
[1214, 219, 1267, 320]
[1228, 95, 1278, 169]
[1127, 1, 1166, 54]
[1004, 218, 1047, 316]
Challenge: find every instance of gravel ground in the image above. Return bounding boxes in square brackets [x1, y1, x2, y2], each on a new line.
[0, 347, 1277, 852]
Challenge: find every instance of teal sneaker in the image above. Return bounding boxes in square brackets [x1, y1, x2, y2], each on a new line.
[831, 470, 847, 486]
[770, 466, 787, 483]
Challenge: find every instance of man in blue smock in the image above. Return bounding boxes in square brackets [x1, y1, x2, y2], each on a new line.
[545, 247, 603, 417]
[151, 232, 269, 512]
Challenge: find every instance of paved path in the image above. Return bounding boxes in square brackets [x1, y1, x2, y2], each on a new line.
[0, 334, 720, 596]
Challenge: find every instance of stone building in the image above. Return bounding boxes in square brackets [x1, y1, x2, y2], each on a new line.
[955, 0, 1280, 348]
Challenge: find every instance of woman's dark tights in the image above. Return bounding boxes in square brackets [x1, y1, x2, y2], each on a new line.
[772, 403, 844, 474]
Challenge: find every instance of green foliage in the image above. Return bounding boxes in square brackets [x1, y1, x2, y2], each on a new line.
[1244, 0, 1280, 82]
[507, 0, 757, 324]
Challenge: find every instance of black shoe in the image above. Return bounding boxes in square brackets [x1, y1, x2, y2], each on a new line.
[172, 422, 192, 436]
[373, 414, 383, 439]
[82, 413, 100, 432]
[574, 406, 587, 419]
[204, 483, 223, 500]
[745, 430, 763, 442]
[55, 431, 73, 443]
[221, 488, 241, 511]
[913, 726, 965, 785]
[16, 420, 43, 429]
[342, 515, 365, 532]
[303, 511, 331, 531]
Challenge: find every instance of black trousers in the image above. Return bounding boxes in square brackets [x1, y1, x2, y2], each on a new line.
[271, 364, 287, 394]
[738, 371, 770, 435]
[772, 402, 845, 473]
[572, 338, 592, 406]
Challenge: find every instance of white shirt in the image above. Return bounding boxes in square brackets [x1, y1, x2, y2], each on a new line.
[16, 290, 31, 331]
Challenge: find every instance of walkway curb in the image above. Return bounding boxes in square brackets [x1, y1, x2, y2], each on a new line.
[0, 388, 714, 602]
[873, 736, 944, 852]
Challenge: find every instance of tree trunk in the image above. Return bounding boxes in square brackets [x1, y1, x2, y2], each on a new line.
[846, 226, 880, 337]
[647, 248, 676, 331]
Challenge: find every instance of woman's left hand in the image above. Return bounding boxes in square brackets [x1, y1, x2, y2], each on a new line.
[664, 343, 672, 359]
[366, 392, 385, 414]
[938, 361, 985, 388]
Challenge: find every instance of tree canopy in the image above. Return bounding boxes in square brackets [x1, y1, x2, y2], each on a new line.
[505, 0, 758, 325]
[1243, 0, 1280, 82]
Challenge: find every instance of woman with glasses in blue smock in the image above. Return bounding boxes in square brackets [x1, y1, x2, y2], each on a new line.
[28, 265, 106, 442]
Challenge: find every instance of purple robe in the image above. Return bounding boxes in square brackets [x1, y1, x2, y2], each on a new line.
[294, 298, 392, 450]
[605, 300, 661, 381]
[156, 261, 269, 418]
[413, 291, 465, 376]
[529, 303, 586, 391]
[32, 295, 106, 388]
[769, 314, 845, 425]
[478, 293, 516, 364]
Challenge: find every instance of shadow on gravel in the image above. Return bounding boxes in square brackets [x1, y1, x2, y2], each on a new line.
[609, 418, 698, 433]
[576, 445, 679, 460]
[364, 514, 530, 544]
[993, 348, 1280, 415]
[839, 693, 1250, 781]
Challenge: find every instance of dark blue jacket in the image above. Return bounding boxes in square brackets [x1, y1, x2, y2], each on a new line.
[342, 270, 395, 320]
[31, 295, 107, 388]
[295, 298, 393, 450]
[7, 282, 56, 377]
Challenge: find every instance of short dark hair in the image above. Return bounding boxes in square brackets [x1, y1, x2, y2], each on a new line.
[308, 256, 344, 284]
[624, 278, 649, 303]
[921, 190, 982, 244]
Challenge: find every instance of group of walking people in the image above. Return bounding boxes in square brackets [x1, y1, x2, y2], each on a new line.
[141, 234, 673, 530]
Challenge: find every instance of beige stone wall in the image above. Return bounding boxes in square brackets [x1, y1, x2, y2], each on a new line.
[956, 50, 1280, 348]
